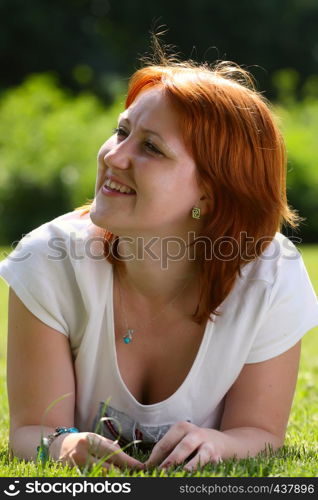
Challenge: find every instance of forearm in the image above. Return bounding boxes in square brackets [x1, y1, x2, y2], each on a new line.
[9, 425, 56, 462]
[219, 427, 284, 460]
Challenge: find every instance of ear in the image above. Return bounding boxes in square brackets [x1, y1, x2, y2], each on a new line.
[199, 194, 212, 216]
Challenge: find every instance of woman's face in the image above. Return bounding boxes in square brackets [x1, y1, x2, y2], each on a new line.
[90, 87, 204, 238]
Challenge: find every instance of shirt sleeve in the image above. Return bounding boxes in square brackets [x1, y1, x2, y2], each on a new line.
[245, 250, 318, 363]
[0, 223, 81, 337]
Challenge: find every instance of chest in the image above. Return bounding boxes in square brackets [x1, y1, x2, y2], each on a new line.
[113, 303, 206, 406]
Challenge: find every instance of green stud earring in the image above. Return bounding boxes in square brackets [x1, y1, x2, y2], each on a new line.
[192, 207, 201, 219]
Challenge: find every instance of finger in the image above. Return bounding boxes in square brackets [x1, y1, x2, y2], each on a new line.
[98, 446, 145, 469]
[77, 454, 122, 474]
[85, 455, 141, 474]
[66, 450, 104, 472]
[159, 431, 201, 469]
[145, 421, 192, 467]
[87, 434, 144, 470]
[90, 457, 121, 474]
[94, 448, 145, 470]
[184, 444, 222, 472]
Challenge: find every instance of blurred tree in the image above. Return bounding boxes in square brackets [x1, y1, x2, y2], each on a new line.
[272, 68, 300, 106]
[0, 73, 123, 244]
[273, 70, 318, 243]
[0, 173, 71, 245]
[1, 0, 317, 242]
[1, 0, 318, 102]
[0, 71, 317, 244]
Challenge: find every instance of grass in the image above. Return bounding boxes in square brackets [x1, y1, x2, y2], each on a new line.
[0, 245, 317, 477]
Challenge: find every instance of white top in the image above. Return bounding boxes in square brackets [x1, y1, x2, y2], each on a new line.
[1, 210, 318, 449]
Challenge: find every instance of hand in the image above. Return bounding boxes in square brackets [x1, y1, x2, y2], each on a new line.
[50, 431, 145, 472]
[144, 421, 224, 471]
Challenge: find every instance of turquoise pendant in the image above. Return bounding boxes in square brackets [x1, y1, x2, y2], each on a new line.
[123, 329, 134, 344]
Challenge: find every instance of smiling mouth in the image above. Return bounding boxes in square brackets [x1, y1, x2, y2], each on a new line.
[103, 178, 136, 195]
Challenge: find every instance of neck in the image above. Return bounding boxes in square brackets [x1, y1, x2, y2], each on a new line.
[114, 233, 200, 307]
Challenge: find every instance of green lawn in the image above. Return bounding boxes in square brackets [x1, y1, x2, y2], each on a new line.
[0, 245, 317, 477]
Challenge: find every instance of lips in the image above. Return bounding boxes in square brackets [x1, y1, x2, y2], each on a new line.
[102, 185, 136, 197]
[105, 175, 136, 193]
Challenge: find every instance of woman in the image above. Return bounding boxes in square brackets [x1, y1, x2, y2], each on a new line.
[1, 54, 318, 473]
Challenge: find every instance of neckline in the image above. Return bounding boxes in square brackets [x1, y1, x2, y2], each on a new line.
[108, 264, 214, 410]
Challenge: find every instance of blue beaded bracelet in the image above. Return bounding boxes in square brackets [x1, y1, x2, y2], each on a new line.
[37, 426, 79, 464]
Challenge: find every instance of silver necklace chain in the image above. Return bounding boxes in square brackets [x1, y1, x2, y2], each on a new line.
[117, 270, 192, 344]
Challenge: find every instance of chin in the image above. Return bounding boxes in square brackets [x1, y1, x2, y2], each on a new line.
[89, 209, 121, 236]
[89, 203, 109, 229]
[90, 214, 110, 233]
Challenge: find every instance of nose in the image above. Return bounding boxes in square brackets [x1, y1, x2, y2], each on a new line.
[103, 140, 132, 171]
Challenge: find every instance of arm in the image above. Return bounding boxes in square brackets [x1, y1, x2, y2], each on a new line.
[144, 340, 301, 469]
[7, 288, 144, 469]
[218, 339, 301, 459]
[7, 288, 76, 461]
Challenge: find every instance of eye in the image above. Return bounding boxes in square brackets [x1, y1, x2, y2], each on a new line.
[113, 127, 163, 156]
[145, 141, 163, 156]
[113, 127, 128, 139]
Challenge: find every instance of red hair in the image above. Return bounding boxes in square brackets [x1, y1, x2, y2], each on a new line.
[76, 60, 300, 324]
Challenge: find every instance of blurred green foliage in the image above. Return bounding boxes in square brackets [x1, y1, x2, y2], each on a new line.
[0, 69, 317, 244]
[0, 74, 123, 244]
[0, 0, 317, 243]
[280, 102, 318, 242]
[273, 69, 318, 243]
[1, 0, 318, 103]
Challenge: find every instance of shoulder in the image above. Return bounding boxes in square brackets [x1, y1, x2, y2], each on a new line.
[239, 232, 303, 287]
[236, 231, 318, 332]
[1, 209, 110, 272]
[9, 209, 102, 254]
[0, 210, 112, 338]
[24, 209, 97, 243]
[240, 233, 318, 363]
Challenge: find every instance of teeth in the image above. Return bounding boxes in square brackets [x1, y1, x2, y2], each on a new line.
[105, 178, 134, 194]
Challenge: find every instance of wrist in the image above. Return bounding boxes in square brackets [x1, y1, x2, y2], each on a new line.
[49, 432, 71, 461]
[37, 426, 79, 464]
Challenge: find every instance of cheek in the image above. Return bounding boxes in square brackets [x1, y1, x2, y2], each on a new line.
[141, 179, 196, 216]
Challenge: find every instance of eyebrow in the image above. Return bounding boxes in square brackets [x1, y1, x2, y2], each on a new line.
[118, 115, 176, 156]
